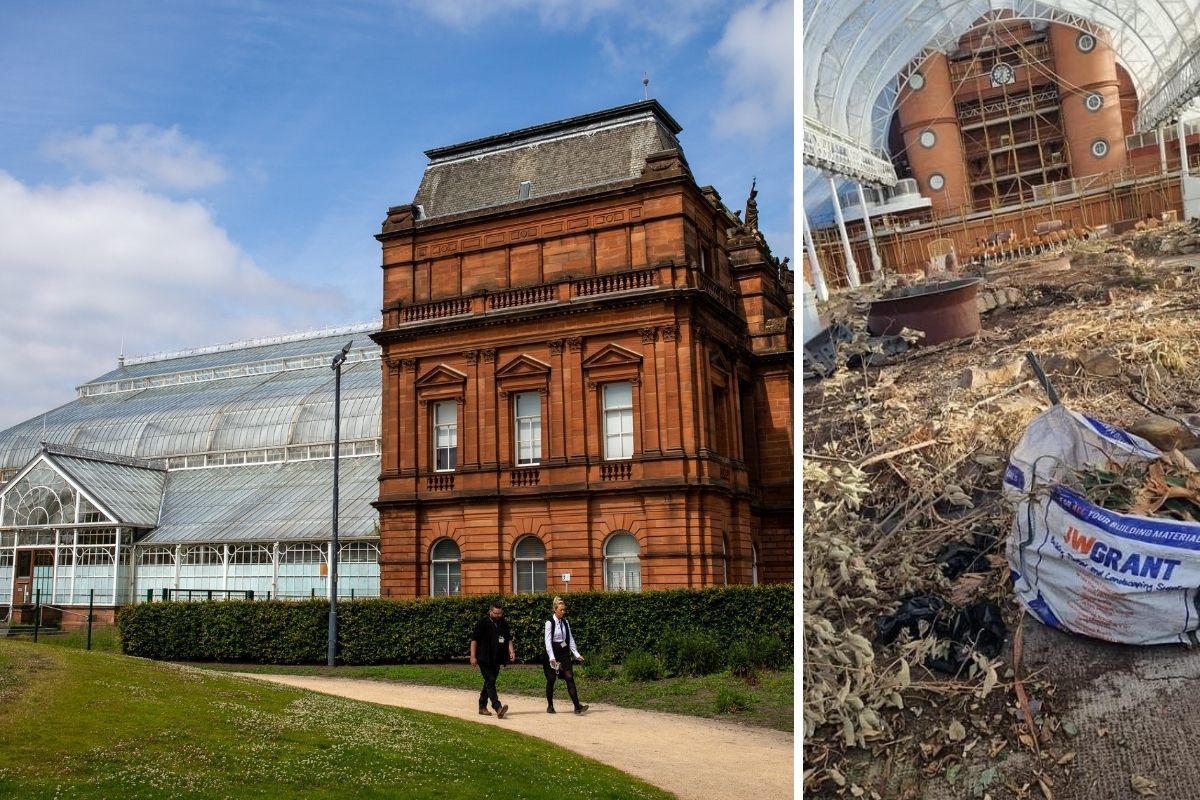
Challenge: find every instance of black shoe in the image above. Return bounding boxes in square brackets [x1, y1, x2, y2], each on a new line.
[574, 704, 589, 714]
[547, 705, 556, 714]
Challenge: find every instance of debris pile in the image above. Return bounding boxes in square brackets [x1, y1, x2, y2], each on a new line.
[803, 229, 1200, 798]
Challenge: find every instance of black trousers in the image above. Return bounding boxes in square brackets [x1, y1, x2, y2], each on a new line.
[544, 642, 581, 709]
[478, 662, 502, 710]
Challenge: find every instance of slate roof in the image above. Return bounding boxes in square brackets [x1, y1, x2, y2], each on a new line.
[412, 100, 685, 220]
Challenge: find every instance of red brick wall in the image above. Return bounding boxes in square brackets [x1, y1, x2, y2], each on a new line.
[376, 171, 794, 596]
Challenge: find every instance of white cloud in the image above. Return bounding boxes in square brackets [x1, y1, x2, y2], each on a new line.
[405, 0, 719, 46]
[710, 0, 794, 139]
[0, 171, 339, 430]
[42, 123, 228, 190]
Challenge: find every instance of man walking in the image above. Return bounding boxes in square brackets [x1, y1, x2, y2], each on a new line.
[470, 601, 516, 719]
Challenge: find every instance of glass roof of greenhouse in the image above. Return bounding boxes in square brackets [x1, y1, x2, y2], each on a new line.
[0, 324, 384, 546]
[0, 325, 382, 470]
[803, 0, 1200, 178]
[142, 455, 379, 545]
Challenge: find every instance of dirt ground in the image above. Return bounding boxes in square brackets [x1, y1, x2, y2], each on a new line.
[803, 227, 1200, 799]
[232, 672, 795, 800]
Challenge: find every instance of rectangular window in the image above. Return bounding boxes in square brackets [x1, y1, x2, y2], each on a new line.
[434, 400, 458, 472]
[603, 381, 634, 460]
[514, 391, 542, 466]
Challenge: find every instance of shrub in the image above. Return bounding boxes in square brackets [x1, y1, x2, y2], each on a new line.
[660, 629, 724, 676]
[714, 684, 754, 714]
[579, 649, 617, 681]
[621, 650, 661, 682]
[727, 633, 791, 679]
[117, 584, 794, 666]
[726, 640, 758, 680]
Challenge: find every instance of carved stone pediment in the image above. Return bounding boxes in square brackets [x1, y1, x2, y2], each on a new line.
[414, 364, 468, 390]
[580, 343, 643, 370]
[496, 354, 552, 379]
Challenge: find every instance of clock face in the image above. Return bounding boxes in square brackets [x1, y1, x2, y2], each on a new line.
[1077, 33, 1096, 53]
[908, 72, 926, 91]
[929, 173, 945, 191]
[991, 62, 1015, 86]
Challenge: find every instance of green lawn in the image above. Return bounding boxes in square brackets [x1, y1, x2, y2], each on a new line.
[0, 641, 671, 800]
[206, 661, 795, 732]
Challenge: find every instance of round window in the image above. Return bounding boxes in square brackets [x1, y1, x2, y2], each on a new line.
[1077, 33, 1096, 53]
[1091, 138, 1110, 159]
[929, 173, 946, 191]
[908, 71, 926, 91]
[919, 129, 937, 149]
[1085, 92, 1103, 112]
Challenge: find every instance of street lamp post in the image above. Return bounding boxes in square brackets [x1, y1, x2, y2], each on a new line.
[328, 340, 353, 667]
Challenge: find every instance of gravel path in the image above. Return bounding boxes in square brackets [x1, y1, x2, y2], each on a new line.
[233, 673, 794, 800]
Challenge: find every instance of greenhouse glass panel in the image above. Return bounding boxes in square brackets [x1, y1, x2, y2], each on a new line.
[278, 543, 325, 599]
[2, 464, 76, 526]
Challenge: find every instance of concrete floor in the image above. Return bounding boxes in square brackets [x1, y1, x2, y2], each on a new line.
[1011, 620, 1200, 800]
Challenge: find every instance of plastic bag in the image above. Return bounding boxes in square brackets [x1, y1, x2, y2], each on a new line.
[1005, 404, 1200, 645]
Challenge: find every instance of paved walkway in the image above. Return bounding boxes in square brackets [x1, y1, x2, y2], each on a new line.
[233, 673, 794, 800]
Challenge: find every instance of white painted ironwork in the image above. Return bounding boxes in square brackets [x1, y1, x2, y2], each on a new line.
[803, 116, 898, 185]
[829, 177, 862, 288]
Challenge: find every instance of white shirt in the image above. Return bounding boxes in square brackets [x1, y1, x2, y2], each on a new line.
[544, 616, 581, 663]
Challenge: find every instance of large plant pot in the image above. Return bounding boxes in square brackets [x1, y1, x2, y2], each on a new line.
[867, 278, 983, 346]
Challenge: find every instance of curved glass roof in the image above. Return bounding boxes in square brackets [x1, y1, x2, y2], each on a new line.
[0, 329, 381, 469]
[804, 0, 1200, 168]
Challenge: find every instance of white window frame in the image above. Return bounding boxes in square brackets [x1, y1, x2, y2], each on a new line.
[512, 535, 546, 593]
[433, 400, 458, 473]
[513, 392, 542, 466]
[430, 538, 461, 596]
[602, 382, 634, 461]
[604, 532, 641, 592]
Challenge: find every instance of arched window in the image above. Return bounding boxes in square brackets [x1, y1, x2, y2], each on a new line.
[431, 538, 461, 596]
[513, 535, 546, 593]
[604, 532, 641, 592]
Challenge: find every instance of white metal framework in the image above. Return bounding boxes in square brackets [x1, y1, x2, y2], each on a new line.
[804, 0, 1200, 176]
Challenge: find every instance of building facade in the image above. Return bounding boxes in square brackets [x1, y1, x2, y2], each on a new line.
[372, 101, 794, 598]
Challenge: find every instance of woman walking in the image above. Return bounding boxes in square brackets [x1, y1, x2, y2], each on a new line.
[543, 596, 589, 715]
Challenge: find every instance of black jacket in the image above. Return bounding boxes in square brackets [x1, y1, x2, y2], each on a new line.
[471, 614, 512, 666]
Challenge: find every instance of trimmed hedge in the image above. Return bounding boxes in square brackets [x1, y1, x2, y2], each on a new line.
[117, 584, 794, 666]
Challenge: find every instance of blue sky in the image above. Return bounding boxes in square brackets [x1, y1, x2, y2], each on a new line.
[0, 0, 794, 430]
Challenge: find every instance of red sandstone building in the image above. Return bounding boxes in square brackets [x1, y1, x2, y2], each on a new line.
[371, 101, 793, 597]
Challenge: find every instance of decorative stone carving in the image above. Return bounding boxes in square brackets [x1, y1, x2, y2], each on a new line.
[381, 204, 417, 234]
[743, 178, 758, 233]
[586, 380, 598, 391]
[661, 325, 678, 342]
[566, 337, 583, 353]
[400, 357, 416, 373]
[548, 339, 564, 356]
[463, 350, 478, 365]
[385, 358, 403, 374]
[639, 327, 658, 344]
[481, 348, 496, 363]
